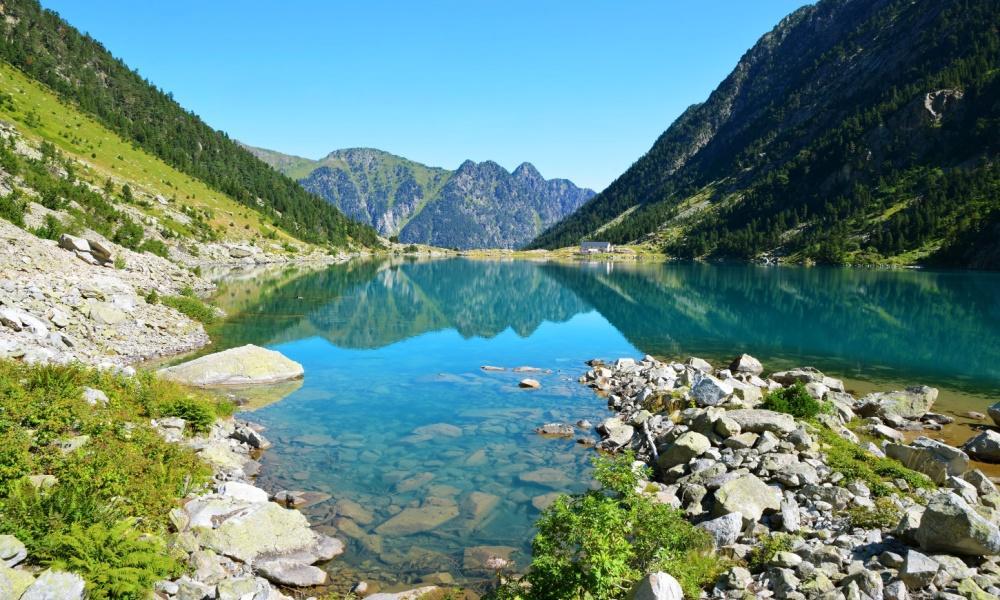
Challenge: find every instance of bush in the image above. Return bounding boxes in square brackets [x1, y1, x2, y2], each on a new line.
[518, 451, 724, 599]
[144, 289, 159, 305]
[761, 382, 827, 419]
[847, 497, 902, 529]
[0, 190, 26, 227]
[816, 426, 934, 497]
[48, 520, 181, 599]
[747, 533, 793, 572]
[156, 397, 215, 433]
[112, 218, 144, 250]
[162, 295, 217, 324]
[138, 238, 169, 258]
[32, 214, 67, 240]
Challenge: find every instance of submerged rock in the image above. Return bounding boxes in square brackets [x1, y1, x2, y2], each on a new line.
[375, 504, 460, 536]
[158, 344, 304, 387]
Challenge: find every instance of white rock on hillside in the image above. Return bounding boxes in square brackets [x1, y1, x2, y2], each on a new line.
[158, 344, 304, 386]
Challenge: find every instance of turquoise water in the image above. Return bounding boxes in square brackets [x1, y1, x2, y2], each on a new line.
[203, 258, 1000, 588]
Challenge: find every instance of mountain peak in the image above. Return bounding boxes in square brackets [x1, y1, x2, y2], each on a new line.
[513, 162, 542, 180]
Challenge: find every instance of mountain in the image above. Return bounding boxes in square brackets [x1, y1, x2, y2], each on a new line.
[0, 0, 379, 248]
[246, 146, 595, 249]
[530, 0, 1000, 268]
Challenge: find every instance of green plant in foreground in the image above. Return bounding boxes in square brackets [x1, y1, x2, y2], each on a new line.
[761, 382, 830, 419]
[505, 451, 723, 600]
[48, 520, 181, 600]
[815, 426, 934, 497]
[156, 397, 216, 433]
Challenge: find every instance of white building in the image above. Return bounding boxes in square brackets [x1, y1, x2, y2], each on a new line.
[579, 241, 613, 254]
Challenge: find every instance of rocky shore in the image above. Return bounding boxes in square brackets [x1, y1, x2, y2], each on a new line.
[567, 353, 1000, 599]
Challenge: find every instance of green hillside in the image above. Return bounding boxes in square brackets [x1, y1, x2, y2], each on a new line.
[0, 0, 380, 248]
[530, 0, 1000, 268]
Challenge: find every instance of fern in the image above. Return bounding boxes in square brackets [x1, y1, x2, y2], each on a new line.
[48, 520, 181, 599]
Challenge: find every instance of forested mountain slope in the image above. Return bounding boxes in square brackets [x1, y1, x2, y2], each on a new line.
[247, 146, 595, 249]
[530, 0, 999, 268]
[0, 0, 380, 248]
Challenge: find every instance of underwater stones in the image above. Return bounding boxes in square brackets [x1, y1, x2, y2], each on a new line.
[366, 587, 440, 600]
[334, 499, 375, 525]
[375, 504, 460, 536]
[535, 422, 575, 437]
[463, 545, 517, 574]
[158, 344, 304, 387]
[532, 492, 561, 511]
[518, 467, 570, 489]
[412, 423, 463, 438]
[395, 472, 435, 493]
[463, 491, 500, 528]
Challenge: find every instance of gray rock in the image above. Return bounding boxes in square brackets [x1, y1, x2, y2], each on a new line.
[915, 492, 1000, 556]
[599, 417, 635, 448]
[989, 401, 1000, 428]
[884, 580, 908, 600]
[535, 423, 575, 437]
[963, 429, 1000, 463]
[858, 386, 938, 420]
[657, 431, 710, 470]
[690, 375, 733, 407]
[964, 469, 999, 497]
[780, 498, 801, 533]
[87, 301, 127, 326]
[842, 570, 883, 600]
[20, 570, 86, 600]
[81, 387, 109, 406]
[729, 354, 763, 376]
[255, 558, 328, 587]
[175, 575, 215, 600]
[625, 572, 684, 600]
[696, 512, 743, 548]
[899, 549, 938, 589]
[725, 409, 796, 435]
[0, 535, 26, 567]
[771, 367, 825, 386]
[713, 474, 781, 524]
[885, 437, 969, 484]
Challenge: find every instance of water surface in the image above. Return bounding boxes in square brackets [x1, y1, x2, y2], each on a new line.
[203, 258, 1000, 589]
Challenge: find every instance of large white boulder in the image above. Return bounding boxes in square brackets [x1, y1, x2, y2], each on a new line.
[158, 344, 304, 387]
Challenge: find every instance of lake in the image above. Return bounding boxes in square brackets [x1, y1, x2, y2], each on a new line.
[201, 258, 1000, 590]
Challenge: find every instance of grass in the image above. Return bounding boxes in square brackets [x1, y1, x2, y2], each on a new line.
[847, 497, 902, 529]
[814, 425, 935, 497]
[746, 532, 793, 572]
[0, 359, 232, 595]
[761, 382, 832, 419]
[161, 294, 219, 325]
[0, 60, 304, 247]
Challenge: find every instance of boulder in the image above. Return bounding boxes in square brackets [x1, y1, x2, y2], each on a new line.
[20, 570, 85, 600]
[899, 549, 938, 589]
[696, 512, 743, 548]
[0, 565, 34, 599]
[724, 409, 796, 435]
[914, 492, 1000, 556]
[158, 344, 304, 387]
[989, 401, 1000, 428]
[365, 587, 439, 600]
[626, 572, 684, 600]
[87, 301, 127, 326]
[963, 430, 1000, 463]
[729, 354, 763, 376]
[599, 417, 635, 448]
[218, 482, 270, 503]
[535, 423, 575, 437]
[87, 238, 114, 263]
[690, 376, 734, 407]
[519, 378, 541, 389]
[81, 387, 109, 406]
[712, 474, 781, 524]
[858, 386, 938, 420]
[375, 504, 460, 536]
[255, 558, 328, 587]
[885, 437, 969, 484]
[657, 431, 710, 470]
[770, 367, 825, 386]
[191, 498, 319, 563]
[0, 535, 26, 567]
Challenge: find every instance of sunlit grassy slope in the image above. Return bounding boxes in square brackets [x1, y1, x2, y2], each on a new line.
[0, 61, 303, 245]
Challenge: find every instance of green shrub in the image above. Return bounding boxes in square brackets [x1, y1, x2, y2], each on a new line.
[144, 289, 159, 305]
[816, 426, 934, 497]
[762, 382, 827, 419]
[31, 214, 68, 240]
[138, 238, 169, 258]
[112, 218, 144, 250]
[0, 190, 26, 227]
[156, 397, 215, 433]
[847, 497, 902, 529]
[747, 533, 793, 572]
[162, 295, 217, 324]
[113, 256, 126, 270]
[48, 520, 181, 599]
[522, 451, 723, 599]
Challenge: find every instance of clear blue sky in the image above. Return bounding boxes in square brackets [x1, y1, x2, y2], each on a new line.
[41, 1, 807, 191]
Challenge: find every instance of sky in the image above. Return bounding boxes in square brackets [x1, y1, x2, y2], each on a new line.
[41, 1, 808, 191]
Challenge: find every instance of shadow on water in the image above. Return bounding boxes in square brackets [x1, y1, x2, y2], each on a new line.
[201, 258, 999, 589]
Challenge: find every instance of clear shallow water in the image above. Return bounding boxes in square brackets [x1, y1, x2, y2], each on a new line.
[202, 258, 1000, 589]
